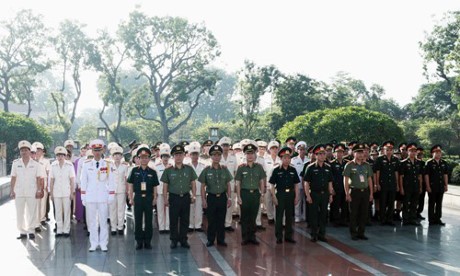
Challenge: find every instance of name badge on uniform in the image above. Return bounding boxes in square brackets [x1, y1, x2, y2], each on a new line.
[141, 182, 146, 191]
[359, 175, 365, 183]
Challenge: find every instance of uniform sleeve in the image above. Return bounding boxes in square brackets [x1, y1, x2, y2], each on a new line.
[374, 158, 381, 171]
[367, 164, 373, 177]
[327, 168, 333, 182]
[11, 162, 17, 177]
[300, 163, 308, 177]
[343, 163, 351, 177]
[258, 164, 266, 180]
[160, 168, 169, 184]
[268, 168, 277, 185]
[443, 161, 449, 175]
[38, 163, 46, 178]
[190, 167, 198, 181]
[80, 163, 88, 198]
[225, 168, 233, 182]
[304, 166, 312, 182]
[69, 165, 76, 179]
[235, 167, 243, 181]
[424, 161, 430, 175]
[292, 169, 301, 184]
[399, 161, 406, 176]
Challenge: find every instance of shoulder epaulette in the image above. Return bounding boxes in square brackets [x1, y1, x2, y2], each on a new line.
[324, 162, 331, 167]
[238, 163, 247, 168]
[84, 159, 92, 163]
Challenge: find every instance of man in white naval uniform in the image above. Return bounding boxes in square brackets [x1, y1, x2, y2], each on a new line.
[155, 147, 172, 233]
[32, 142, 51, 229]
[10, 140, 46, 240]
[218, 137, 238, 232]
[262, 141, 281, 224]
[291, 141, 309, 222]
[108, 146, 129, 235]
[186, 144, 206, 231]
[80, 139, 116, 252]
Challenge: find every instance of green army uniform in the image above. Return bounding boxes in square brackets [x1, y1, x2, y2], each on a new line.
[269, 148, 300, 242]
[127, 150, 159, 249]
[161, 159, 197, 246]
[399, 157, 423, 225]
[199, 160, 233, 245]
[343, 149, 373, 240]
[304, 161, 333, 240]
[236, 151, 266, 244]
[425, 145, 449, 225]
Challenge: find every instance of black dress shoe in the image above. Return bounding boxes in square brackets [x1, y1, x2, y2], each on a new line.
[250, 239, 260, 245]
[144, 243, 152, 249]
[217, 241, 227, 247]
[358, 235, 369, 240]
[318, 236, 328, 242]
[206, 241, 214, 247]
[53, 228, 57, 233]
[285, 238, 296, 243]
[28, 233, 35, 239]
[136, 242, 143, 250]
[40, 221, 47, 226]
[111, 231, 117, 236]
[276, 239, 283, 244]
[195, 228, 204, 232]
[438, 220, 446, 226]
[55, 233, 62, 237]
[17, 234, 27, 240]
[225, 227, 235, 232]
[241, 240, 250, 245]
[256, 225, 266, 231]
[118, 230, 124, 235]
[181, 242, 190, 249]
[170, 242, 177, 249]
[351, 236, 359, 241]
[417, 214, 426, 220]
[310, 236, 318, 242]
[188, 228, 194, 233]
[35, 227, 41, 233]
[429, 221, 438, 226]
[159, 230, 165, 234]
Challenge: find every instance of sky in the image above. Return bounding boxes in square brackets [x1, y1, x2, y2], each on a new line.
[2, 0, 460, 114]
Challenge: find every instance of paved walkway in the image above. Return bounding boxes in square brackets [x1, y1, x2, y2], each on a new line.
[1, 198, 460, 275]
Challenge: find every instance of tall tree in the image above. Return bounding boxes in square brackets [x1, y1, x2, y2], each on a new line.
[51, 20, 92, 141]
[119, 10, 220, 143]
[420, 11, 460, 104]
[236, 60, 279, 137]
[89, 29, 131, 143]
[0, 9, 50, 113]
[406, 80, 456, 119]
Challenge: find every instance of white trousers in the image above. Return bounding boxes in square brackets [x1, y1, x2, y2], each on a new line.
[256, 189, 275, 225]
[156, 195, 170, 231]
[15, 197, 38, 234]
[38, 190, 49, 223]
[189, 195, 203, 229]
[225, 182, 236, 227]
[295, 187, 306, 222]
[86, 202, 109, 249]
[54, 197, 71, 234]
[109, 193, 126, 231]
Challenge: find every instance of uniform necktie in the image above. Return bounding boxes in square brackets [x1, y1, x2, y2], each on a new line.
[96, 161, 99, 168]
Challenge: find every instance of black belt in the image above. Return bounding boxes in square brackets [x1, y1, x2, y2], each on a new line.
[208, 193, 227, 198]
[171, 193, 190, 197]
[311, 190, 328, 194]
[242, 189, 258, 193]
[351, 188, 368, 192]
[277, 188, 294, 193]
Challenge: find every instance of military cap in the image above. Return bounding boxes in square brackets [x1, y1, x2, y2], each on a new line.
[393, 149, 401, 155]
[334, 143, 346, 152]
[285, 136, 297, 144]
[398, 142, 407, 150]
[181, 141, 190, 147]
[30, 146, 37, 152]
[107, 142, 118, 151]
[233, 143, 242, 150]
[257, 140, 268, 148]
[278, 147, 293, 158]
[430, 144, 442, 153]
[90, 139, 105, 150]
[171, 144, 186, 155]
[363, 143, 370, 149]
[313, 144, 326, 154]
[137, 146, 151, 157]
[406, 143, 417, 151]
[188, 144, 201, 154]
[54, 146, 67, 155]
[218, 137, 232, 146]
[295, 141, 307, 149]
[243, 144, 257, 154]
[347, 141, 358, 148]
[159, 147, 170, 156]
[325, 143, 333, 150]
[352, 143, 365, 152]
[255, 138, 262, 142]
[32, 142, 44, 150]
[209, 145, 223, 155]
[382, 140, 395, 148]
[370, 149, 378, 155]
[369, 142, 379, 149]
[307, 145, 315, 154]
[110, 146, 124, 155]
[64, 140, 75, 148]
[202, 140, 213, 147]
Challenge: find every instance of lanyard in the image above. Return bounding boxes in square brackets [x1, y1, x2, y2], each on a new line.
[140, 169, 147, 182]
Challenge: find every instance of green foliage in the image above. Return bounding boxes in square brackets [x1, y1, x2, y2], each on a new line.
[416, 120, 457, 152]
[76, 122, 97, 146]
[450, 162, 460, 185]
[0, 111, 51, 173]
[278, 106, 404, 145]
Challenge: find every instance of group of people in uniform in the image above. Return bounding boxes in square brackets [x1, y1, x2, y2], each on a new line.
[9, 135, 449, 251]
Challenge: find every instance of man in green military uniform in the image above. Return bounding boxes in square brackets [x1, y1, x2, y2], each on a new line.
[236, 144, 266, 245]
[304, 145, 334, 242]
[162, 145, 197, 249]
[269, 147, 300, 244]
[344, 143, 374, 240]
[425, 145, 449, 226]
[399, 143, 423, 226]
[330, 144, 348, 227]
[200, 145, 233, 247]
[127, 146, 159, 250]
